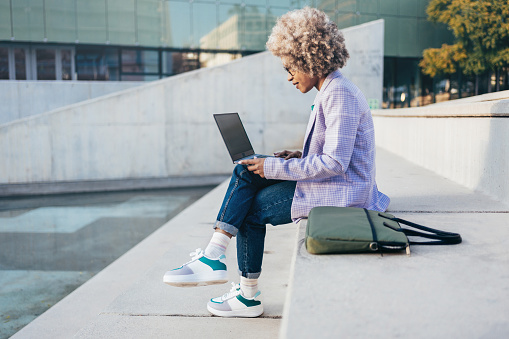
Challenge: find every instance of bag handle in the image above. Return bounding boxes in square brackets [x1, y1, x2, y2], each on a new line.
[379, 214, 462, 245]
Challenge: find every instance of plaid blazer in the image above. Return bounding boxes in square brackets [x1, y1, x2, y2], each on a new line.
[264, 70, 390, 221]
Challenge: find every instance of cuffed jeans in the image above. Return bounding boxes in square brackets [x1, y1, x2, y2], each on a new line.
[214, 164, 296, 279]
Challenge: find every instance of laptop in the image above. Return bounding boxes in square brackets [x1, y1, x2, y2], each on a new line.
[214, 113, 272, 164]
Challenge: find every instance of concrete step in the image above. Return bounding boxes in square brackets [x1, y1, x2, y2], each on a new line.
[12, 180, 297, 339]
[280, 148, 509, 338]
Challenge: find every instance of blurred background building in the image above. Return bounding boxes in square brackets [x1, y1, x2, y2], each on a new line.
[2, 0, 491, 108]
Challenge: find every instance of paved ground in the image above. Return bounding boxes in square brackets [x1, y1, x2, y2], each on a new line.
[8, 148, 509, 338]
[0, 187, 213, 339]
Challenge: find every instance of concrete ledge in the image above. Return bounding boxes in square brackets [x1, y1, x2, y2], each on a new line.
[0, 174, 229, 197]
[373, 91, 509, 117]
[280, 149, 509, 338]
[373, 95, 509, 207]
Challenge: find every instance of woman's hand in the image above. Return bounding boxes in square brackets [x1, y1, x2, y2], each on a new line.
[274, 150, 302, 160]
[239, 158, 266, 178]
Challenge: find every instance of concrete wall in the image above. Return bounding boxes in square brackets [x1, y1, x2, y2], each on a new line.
[0, 21, 384, 194]
[0, 81, 144, 125]
[341, 20, 384, 109]
[373, 90, 509, 206]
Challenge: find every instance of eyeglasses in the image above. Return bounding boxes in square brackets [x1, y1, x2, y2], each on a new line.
[284, 67, 294, 76]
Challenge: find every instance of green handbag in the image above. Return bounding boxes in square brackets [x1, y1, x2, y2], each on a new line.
[305, 206, 462, 255]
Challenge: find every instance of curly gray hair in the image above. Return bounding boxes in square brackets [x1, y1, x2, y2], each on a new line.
[266, 7, 349, 77]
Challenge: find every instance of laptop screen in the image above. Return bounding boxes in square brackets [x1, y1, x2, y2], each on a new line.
[214, 113, 255, 162]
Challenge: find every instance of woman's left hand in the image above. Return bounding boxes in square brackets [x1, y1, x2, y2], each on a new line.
[239, 158, 266, 178]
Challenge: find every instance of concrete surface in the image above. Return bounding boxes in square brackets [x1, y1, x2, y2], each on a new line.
[1, 21, 383, 191]
[280, 148, 509, 338]
[11, 180, 297, 339]
[0, 81, 144, 125]
[373, 92, 509, 206]
[341, 20, 384, 109]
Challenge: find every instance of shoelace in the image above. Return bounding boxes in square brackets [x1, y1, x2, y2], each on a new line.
[178, 248, 204, 268]
[220, 282, 241, 301]
[190, 248, 204, 260]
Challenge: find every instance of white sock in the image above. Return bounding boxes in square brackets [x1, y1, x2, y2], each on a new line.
[204, 232, 231, 258]
[240, 277, 258, 298]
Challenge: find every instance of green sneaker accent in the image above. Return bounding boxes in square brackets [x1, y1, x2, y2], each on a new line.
[199, 256, 227, 271]
[236, 294, 261, 307]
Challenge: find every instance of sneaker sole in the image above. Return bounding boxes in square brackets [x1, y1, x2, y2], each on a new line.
[163, 271, 228, 287]
[164, 279, 228, 287]
[207, 304, 264, 318]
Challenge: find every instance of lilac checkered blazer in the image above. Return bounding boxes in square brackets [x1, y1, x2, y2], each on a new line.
[264, 70, 390, 221]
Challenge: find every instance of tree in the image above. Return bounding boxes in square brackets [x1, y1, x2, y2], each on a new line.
[419, 0, 509, 92]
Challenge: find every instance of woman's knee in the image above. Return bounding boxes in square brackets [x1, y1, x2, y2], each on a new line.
[233, 164, 248, 177]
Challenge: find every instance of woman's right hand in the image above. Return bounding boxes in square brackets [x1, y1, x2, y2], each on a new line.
[274, 150, 302, 160]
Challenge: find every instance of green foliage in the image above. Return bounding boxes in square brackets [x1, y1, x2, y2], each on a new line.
[420, 0, 509, 76]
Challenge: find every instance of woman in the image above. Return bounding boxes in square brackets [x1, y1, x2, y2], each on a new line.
[163, 7, 390, 318]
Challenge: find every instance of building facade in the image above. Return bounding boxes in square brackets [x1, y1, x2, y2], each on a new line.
[1, 0, 473, 108]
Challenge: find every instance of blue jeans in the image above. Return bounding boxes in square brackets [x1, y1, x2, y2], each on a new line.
[214, 165, 296, 279]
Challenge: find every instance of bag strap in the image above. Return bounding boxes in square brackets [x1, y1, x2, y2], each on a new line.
[363, 209, 383, 255]
[378, 213, 462, 245]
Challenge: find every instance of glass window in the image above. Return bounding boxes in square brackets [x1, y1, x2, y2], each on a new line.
[245, 0, 266, 6]
[167, 1, 191, 48]
[0, 0, 12, 39]
[269, 0, 290, 7]
[359, 13, 378, 25]
[383, 17, 398, 56]
[335, 12, 356, 29]
[76, 47, 119, 81]
[316, 0, 336, 13]
[76, 0, 107, 43]
[245, 7, 268, 51]
[398, 17, 418, 57]
[200, 52, 241, 68]
[12, 0, 45, 41]
[162, 51, 173, 75]
[15, 48, 27, 80]
[267, 7, 288, 41]
[108, 0, 136, 45]
[168, 51, 199, 75]
[400, 0, 419, 17]
[136, 0, 163, 47]
[61, 49, 72, 80]
[218, 4, 243, 50]
[46, 0, 77, 43]
[121, 49, 159, 74]
[358, 0, 378, 14]
[418, 0, 429, 18]
[121, 49, 142, 74]
[0, 47, 8, 79]
[289, 0, 315, 9]
[36, 49, 56, 80]
[193, 3, 218, 48]
[380, 0, 398, 16]
[335, 0, 356, 13]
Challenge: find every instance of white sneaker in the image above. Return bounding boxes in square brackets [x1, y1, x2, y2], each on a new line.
[207, 283, 263, 318]
[163, 248, 228, 287]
